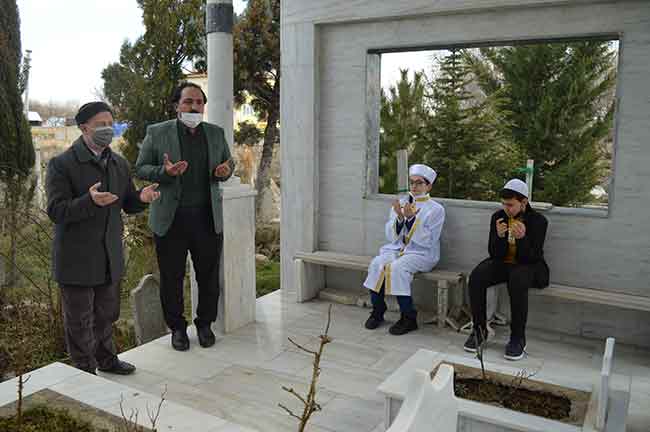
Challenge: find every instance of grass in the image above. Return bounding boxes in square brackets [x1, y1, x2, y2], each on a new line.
[256, 259, 280, 298]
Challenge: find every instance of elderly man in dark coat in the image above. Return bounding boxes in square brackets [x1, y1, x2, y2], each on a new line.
[46, 102, 160, 375]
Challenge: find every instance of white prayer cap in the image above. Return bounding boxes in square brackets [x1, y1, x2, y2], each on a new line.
[503, 179, 529, 198]
[409, 164, 437, 184]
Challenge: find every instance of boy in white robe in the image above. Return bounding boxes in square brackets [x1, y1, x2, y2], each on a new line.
[363, 164, 445, 335]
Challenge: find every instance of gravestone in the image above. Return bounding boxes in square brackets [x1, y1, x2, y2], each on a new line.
[130, 274, 169, 345]
[597, 337, 615, 430]
[386, 364, 458, 432]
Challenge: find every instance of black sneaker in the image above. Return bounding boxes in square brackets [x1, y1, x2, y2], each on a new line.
[389, 313, 418, 335]
[504, 337, 527, 361]
[463, 328, 486, 353]
[364, 312, 384, 329]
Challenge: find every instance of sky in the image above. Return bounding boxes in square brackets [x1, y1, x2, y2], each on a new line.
[16, 0, 247, 105]
[17, 2, 618, 107]
[381, 51, 438, 91]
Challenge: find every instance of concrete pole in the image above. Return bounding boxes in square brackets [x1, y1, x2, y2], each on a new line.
[191, 1, 256, 335]
[206, 0, 234, 150]
[526, 159, 534, 202]
[396, 149, 409, 195]
[23, 50, 32, 115]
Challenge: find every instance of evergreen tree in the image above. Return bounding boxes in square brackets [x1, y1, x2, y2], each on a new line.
[234, 121, 263, 147]
[233, 0, 280, 215]
[378, 69, 427, 194]
[465, 41, 617, 205]
[413, 49, 518, 200]
[102, 0, 205, 164]
[0, 0, 36, 291]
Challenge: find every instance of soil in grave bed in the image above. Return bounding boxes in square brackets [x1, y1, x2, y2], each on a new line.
[433, 362, 591, 425]
[0, 405, 103, 432]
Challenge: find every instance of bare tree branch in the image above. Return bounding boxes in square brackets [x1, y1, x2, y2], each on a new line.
[281, 385, 308, 406]
[287, 337, 317, 356]
[147, 386, 167, 429]
[278, 403, 303, 421]
[280, 304, 333, 432]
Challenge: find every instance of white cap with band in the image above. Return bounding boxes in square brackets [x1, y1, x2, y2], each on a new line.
[503, 178, 529, 198]
[409, 164, 437, 184]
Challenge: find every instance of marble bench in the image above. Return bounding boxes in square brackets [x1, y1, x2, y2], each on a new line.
[530, 283, 650, 311]
[485, 282, 650, 325]
[293, 251, 465, 328]
[461, 282, 650, 336]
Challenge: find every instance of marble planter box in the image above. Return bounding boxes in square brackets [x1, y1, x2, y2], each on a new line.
[0, 362, 253, 432]
[378, 349, 631, 432]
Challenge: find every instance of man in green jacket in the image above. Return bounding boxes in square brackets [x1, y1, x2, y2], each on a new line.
[135, 82, 234, 351]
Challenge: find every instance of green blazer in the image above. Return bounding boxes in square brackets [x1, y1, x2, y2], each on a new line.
[135, 119, 232, 236]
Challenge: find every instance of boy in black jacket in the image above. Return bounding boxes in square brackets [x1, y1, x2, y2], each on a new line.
[464, 179, 549, 360]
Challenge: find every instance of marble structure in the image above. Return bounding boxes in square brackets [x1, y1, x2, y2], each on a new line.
[280, 0, 650, 346]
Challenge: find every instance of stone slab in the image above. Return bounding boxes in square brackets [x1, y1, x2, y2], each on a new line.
[131, 274, 169, 345]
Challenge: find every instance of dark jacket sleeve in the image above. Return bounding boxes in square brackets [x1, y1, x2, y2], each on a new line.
[488, 211, 507, 259]
[46, 157, 97, 224]
[122, 163, 147, 215]
[515, 212, 548, 264]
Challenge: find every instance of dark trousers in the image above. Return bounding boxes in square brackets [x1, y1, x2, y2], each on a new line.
[60, 281, 120, 371]
[154, 206, 222, 331]
[369, 285, 416, 317]
[468, 259, 534, 339]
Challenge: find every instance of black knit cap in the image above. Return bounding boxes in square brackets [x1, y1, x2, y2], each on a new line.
[75, 101, 113, 125]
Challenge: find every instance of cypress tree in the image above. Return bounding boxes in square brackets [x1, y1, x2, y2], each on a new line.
[0, 0, 36, 291]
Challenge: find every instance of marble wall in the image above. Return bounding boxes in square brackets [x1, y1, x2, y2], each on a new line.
[281, 0, 650, 346]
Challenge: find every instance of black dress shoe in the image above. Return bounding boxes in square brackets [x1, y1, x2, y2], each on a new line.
[364, 312, 384, 330]
[172, 328, 190, 351]
[197, 325, 216, 348]
[98, 360, 136, 375]
[389, 312, 418, 335]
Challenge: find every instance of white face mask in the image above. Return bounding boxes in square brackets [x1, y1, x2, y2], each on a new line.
[179, 112, 203, 129]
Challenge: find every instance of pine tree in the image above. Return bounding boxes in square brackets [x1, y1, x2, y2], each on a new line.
[413, 49, 518, 200]
[378, 69, 427, 194]
[465, 41, 617, 205]
[0, 0, 36, 292]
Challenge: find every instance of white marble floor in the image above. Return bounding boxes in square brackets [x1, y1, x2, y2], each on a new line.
[103, 290, 650, 432]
